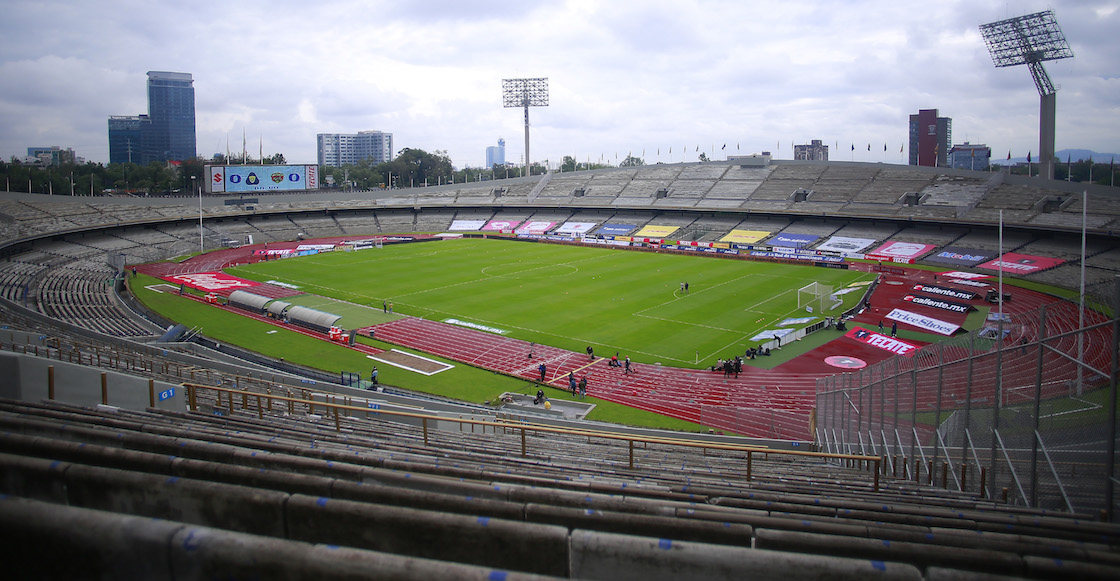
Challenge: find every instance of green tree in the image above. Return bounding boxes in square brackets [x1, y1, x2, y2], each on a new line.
[698, 152, 709, 163]
[620, 155, 644, 167]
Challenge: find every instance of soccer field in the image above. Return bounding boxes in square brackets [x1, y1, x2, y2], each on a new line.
[228, 238, 873, 366]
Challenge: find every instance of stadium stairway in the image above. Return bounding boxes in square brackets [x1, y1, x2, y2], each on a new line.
[1, 397, 1119, 579]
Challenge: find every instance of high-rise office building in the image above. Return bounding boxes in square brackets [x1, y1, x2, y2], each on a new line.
[793, 139, 828, 161]
[108, 115, 150, 164]
[145, 71, 196, 162]
[107, 71, 195, 164]
[485, 138, 506, 168]
[908, 109, 951, 167]
[317, 131, 394, 167]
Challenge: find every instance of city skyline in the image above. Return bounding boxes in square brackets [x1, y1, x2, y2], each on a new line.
[1, 1, 1117, 170]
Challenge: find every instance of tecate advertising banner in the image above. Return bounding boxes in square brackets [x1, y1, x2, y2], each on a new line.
[845, 327, 919, 358]
[911, 284, 977, 301]
[924, 246, 994, 267]
[978, 253, 1066, 274]
[901, 293, 973, 314]
[885, 308, 960, 336]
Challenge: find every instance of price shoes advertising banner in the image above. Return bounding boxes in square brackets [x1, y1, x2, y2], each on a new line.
[885, 308, 961, 336]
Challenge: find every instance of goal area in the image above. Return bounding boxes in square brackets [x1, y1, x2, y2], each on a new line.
[797, 282, 833, 313]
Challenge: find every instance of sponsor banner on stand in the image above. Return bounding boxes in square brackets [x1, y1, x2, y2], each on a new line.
[448, 219, 487, 231]
[584, 237, 631, 247]
[978, 253, 1066, 274]
[766, 233, 820, 248]
[555, 222, 597, 235]
[634, 225, 680, 238]
[885, 308, 960, 336]
[911, 284, 977, 301]
[482, 220, 522, 231]
[815, 236, 877, 253]
[719, 229, 770, 244]
[844, 327, 919, 358]
[296, 244, 338, 251]
[868, 241, 936, 260]
[163, 272, 260, 292]
[865, 254, 914, 264]
[749, 251, 843, 263]
[924, 246, 994, 267]
[950, 278, 990, 288]
[515, 220, 555, 235]
[901, 293, 973, 313]
[597, 223, 637, 236]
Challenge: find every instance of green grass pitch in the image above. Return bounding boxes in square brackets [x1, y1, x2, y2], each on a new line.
[226, 238, 873, 367]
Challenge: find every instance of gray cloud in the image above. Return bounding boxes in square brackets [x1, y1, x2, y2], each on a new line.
[1, 0, 1116, 167]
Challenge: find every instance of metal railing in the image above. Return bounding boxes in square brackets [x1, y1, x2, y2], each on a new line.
[181, 382, 888, 492]
[816, 277, 1120, 519]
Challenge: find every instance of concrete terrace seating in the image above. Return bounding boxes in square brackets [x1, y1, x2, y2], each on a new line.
[778, 220, 842, 240]
[35, 264, 154, 337]
[828, 223, 901, 245]
[246, 214, 303, 242]
[705, 167, 771, 204]
[535, 175, 590, 201]
[805, 165, 880, 203]
[372, 209, 415, 233]
[888, 225, 967, 247]
[333, 211, 381, 235]
[917, 176, 989, 209]
[949, 230, 1035, 255]
[1, 395, 1119, 579]
[853, 167, 936, 205]
[413, 210, 456, 232]
[749, 164, 827, 202]
[288, 214, 346, 239]
[685, 215, 744, 241]
[0, 260, 47, 303]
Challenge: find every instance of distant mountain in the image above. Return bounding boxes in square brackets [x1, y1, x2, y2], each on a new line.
[1006, 149, 1119, 164]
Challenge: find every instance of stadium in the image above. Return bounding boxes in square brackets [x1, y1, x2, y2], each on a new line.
[1, 157, 1119, 579]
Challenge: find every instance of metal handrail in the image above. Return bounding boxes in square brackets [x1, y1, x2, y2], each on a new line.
[182, 382, 886, 490]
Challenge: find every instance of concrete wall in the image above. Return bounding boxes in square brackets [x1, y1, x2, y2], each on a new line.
[0, 352, 184, 411]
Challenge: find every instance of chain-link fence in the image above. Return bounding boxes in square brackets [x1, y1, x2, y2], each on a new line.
[816, 277, 1119, 520]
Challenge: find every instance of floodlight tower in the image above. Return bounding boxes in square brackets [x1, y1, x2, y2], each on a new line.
[980, 10, 1073, 180]
[502, 78, 549, 176]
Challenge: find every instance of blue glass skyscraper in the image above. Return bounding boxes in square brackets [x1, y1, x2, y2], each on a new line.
[108, 71, 195, 164]
[145, 71, 195, 162]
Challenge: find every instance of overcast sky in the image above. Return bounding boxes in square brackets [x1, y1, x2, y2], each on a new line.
[2, 0, 1118, 168]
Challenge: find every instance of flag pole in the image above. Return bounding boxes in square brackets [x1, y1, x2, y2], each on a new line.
[1078, 190, 1087, 394]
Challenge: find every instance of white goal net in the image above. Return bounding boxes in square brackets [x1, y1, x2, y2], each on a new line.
[797, 282, 833, 313]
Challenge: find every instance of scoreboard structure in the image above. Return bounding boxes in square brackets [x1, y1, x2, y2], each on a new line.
[205, 164, 319, 194]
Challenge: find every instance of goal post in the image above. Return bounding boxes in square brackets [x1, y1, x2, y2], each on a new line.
[797, 282, 833, 313]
